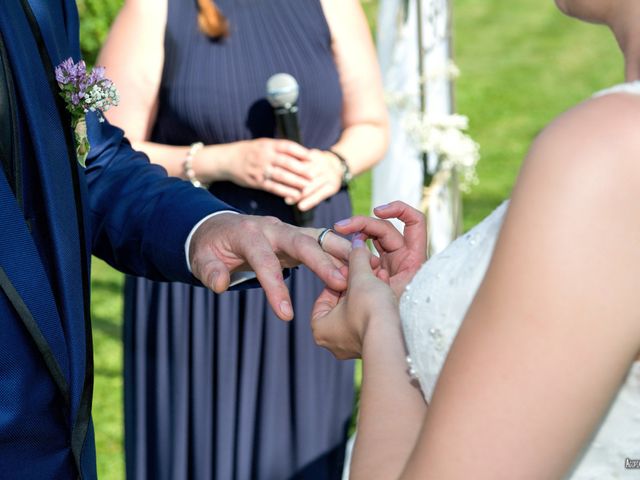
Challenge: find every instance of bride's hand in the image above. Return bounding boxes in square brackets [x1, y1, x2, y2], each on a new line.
[333, 201, 427, 297]
[311, 234, 398, 359]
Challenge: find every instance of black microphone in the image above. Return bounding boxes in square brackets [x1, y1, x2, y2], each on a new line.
[266, 73, 313, 226]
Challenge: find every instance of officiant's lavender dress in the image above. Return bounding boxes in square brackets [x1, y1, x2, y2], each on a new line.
[123, 0, 354, 478]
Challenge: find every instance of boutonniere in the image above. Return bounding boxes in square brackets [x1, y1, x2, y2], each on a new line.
[55, 57, 119, 167]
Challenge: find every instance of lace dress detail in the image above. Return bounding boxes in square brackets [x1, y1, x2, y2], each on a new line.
[400, 82, 640, 479]
[401, 201, 508, 400]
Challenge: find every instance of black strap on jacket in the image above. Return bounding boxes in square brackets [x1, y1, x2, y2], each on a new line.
[0, 29, 22, 208]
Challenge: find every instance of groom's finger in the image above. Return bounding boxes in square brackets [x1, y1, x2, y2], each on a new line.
[311, 228, 351, 263]
[193, 254, 230, 293]
[238, 230, 295, 321]
[191, 247, 232, 294]
[316, 230, 385, 269]
[270, 225, 348, 292]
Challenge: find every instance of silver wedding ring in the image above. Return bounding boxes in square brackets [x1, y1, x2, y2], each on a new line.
[317, 227, 335, 249]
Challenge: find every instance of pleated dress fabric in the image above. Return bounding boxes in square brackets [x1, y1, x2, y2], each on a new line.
[123, 0, 354, 479]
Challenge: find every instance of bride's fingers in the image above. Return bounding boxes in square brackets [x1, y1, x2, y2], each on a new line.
[339, 264, 349, 279]
[372, 238, 384, 257]
[376, 268, 390, 284]
[311, 287, 341, 321]
[348, 235, 375, 281]
[373, 201, 428, 254]
[334, 216, 405, 252]
[372, 200, 419, 219]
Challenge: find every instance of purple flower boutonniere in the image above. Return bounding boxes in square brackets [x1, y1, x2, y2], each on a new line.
[55, 57, 119, 167]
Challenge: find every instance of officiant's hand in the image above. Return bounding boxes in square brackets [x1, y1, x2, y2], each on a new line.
[190, 139, 313, 201]
[311, 234, 399, 359]
[333, 201, 427, 297]
[189, 213, 351, 321]
[295, 149, 344, 211]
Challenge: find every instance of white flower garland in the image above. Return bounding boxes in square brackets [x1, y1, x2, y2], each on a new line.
[402, 110, 480, 191]
[386, 80, 480, 192]
[384, 0, 480, 192]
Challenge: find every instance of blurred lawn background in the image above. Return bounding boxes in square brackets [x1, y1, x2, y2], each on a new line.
[81, 0, 623, 477]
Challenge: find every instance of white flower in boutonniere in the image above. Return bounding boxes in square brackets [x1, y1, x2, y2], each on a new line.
[55, 57, 120, 167]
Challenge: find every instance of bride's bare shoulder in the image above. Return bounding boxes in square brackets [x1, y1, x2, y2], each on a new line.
[522, 89, 640, 180]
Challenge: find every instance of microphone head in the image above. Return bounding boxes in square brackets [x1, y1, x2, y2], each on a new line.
[266, 73, 299, 108]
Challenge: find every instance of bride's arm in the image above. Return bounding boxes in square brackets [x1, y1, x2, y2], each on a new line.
[312, 244, 427, 479]
[351, 310, 427, 479]
[399, 93, 640, 479]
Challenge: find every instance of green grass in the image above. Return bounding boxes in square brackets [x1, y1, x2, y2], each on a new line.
[453, 0, 621, 228]
[90, 1, 623, 478]
[91, 259, 125, 479]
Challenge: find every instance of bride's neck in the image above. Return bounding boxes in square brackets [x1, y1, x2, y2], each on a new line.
[609, 7, 640, 81]
[622, 47, 640, 82]
[620, 39, 640, 81]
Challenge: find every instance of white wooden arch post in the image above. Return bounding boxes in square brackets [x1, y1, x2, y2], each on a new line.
[373, 0, 477, 256]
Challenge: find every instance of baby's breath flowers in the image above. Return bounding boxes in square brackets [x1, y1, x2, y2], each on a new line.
[402, 111, 480, 191]
[55, 58, 119, 167]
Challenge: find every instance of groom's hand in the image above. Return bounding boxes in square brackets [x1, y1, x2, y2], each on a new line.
[188, 213, 350, 320]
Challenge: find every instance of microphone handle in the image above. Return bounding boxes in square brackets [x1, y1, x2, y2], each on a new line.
[274, 106, 301, 144]
[274, 106, 314, 227]
[292, 205, 314, 227]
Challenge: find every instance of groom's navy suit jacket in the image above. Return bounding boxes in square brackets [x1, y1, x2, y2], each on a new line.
[0, 1, 235, 478]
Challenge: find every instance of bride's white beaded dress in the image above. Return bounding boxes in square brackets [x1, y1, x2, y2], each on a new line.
[400, 83, 640, 479]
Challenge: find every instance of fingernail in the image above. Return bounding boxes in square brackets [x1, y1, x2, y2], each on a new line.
[332, 269, 346, 281]
[209, 270, 219, 286]
[335, 218, 351, 227]
[352, 234, 365, 249]
[285, 198, 295, 205]
[280, 300, 293, 318]
[374, 203, 391, 210]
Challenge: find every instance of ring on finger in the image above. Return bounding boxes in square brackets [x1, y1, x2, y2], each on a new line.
[317, 227, 335, 249]
[263, 166, 273, 182]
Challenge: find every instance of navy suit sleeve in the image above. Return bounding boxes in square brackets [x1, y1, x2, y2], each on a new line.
[84, 113, 237, 284]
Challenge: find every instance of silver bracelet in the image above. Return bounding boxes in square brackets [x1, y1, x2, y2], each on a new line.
[183, 141, 206, 188]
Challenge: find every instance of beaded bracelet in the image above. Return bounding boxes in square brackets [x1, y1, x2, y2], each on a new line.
[183, 141, 206, 188]
[406, 355, 420, 381]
